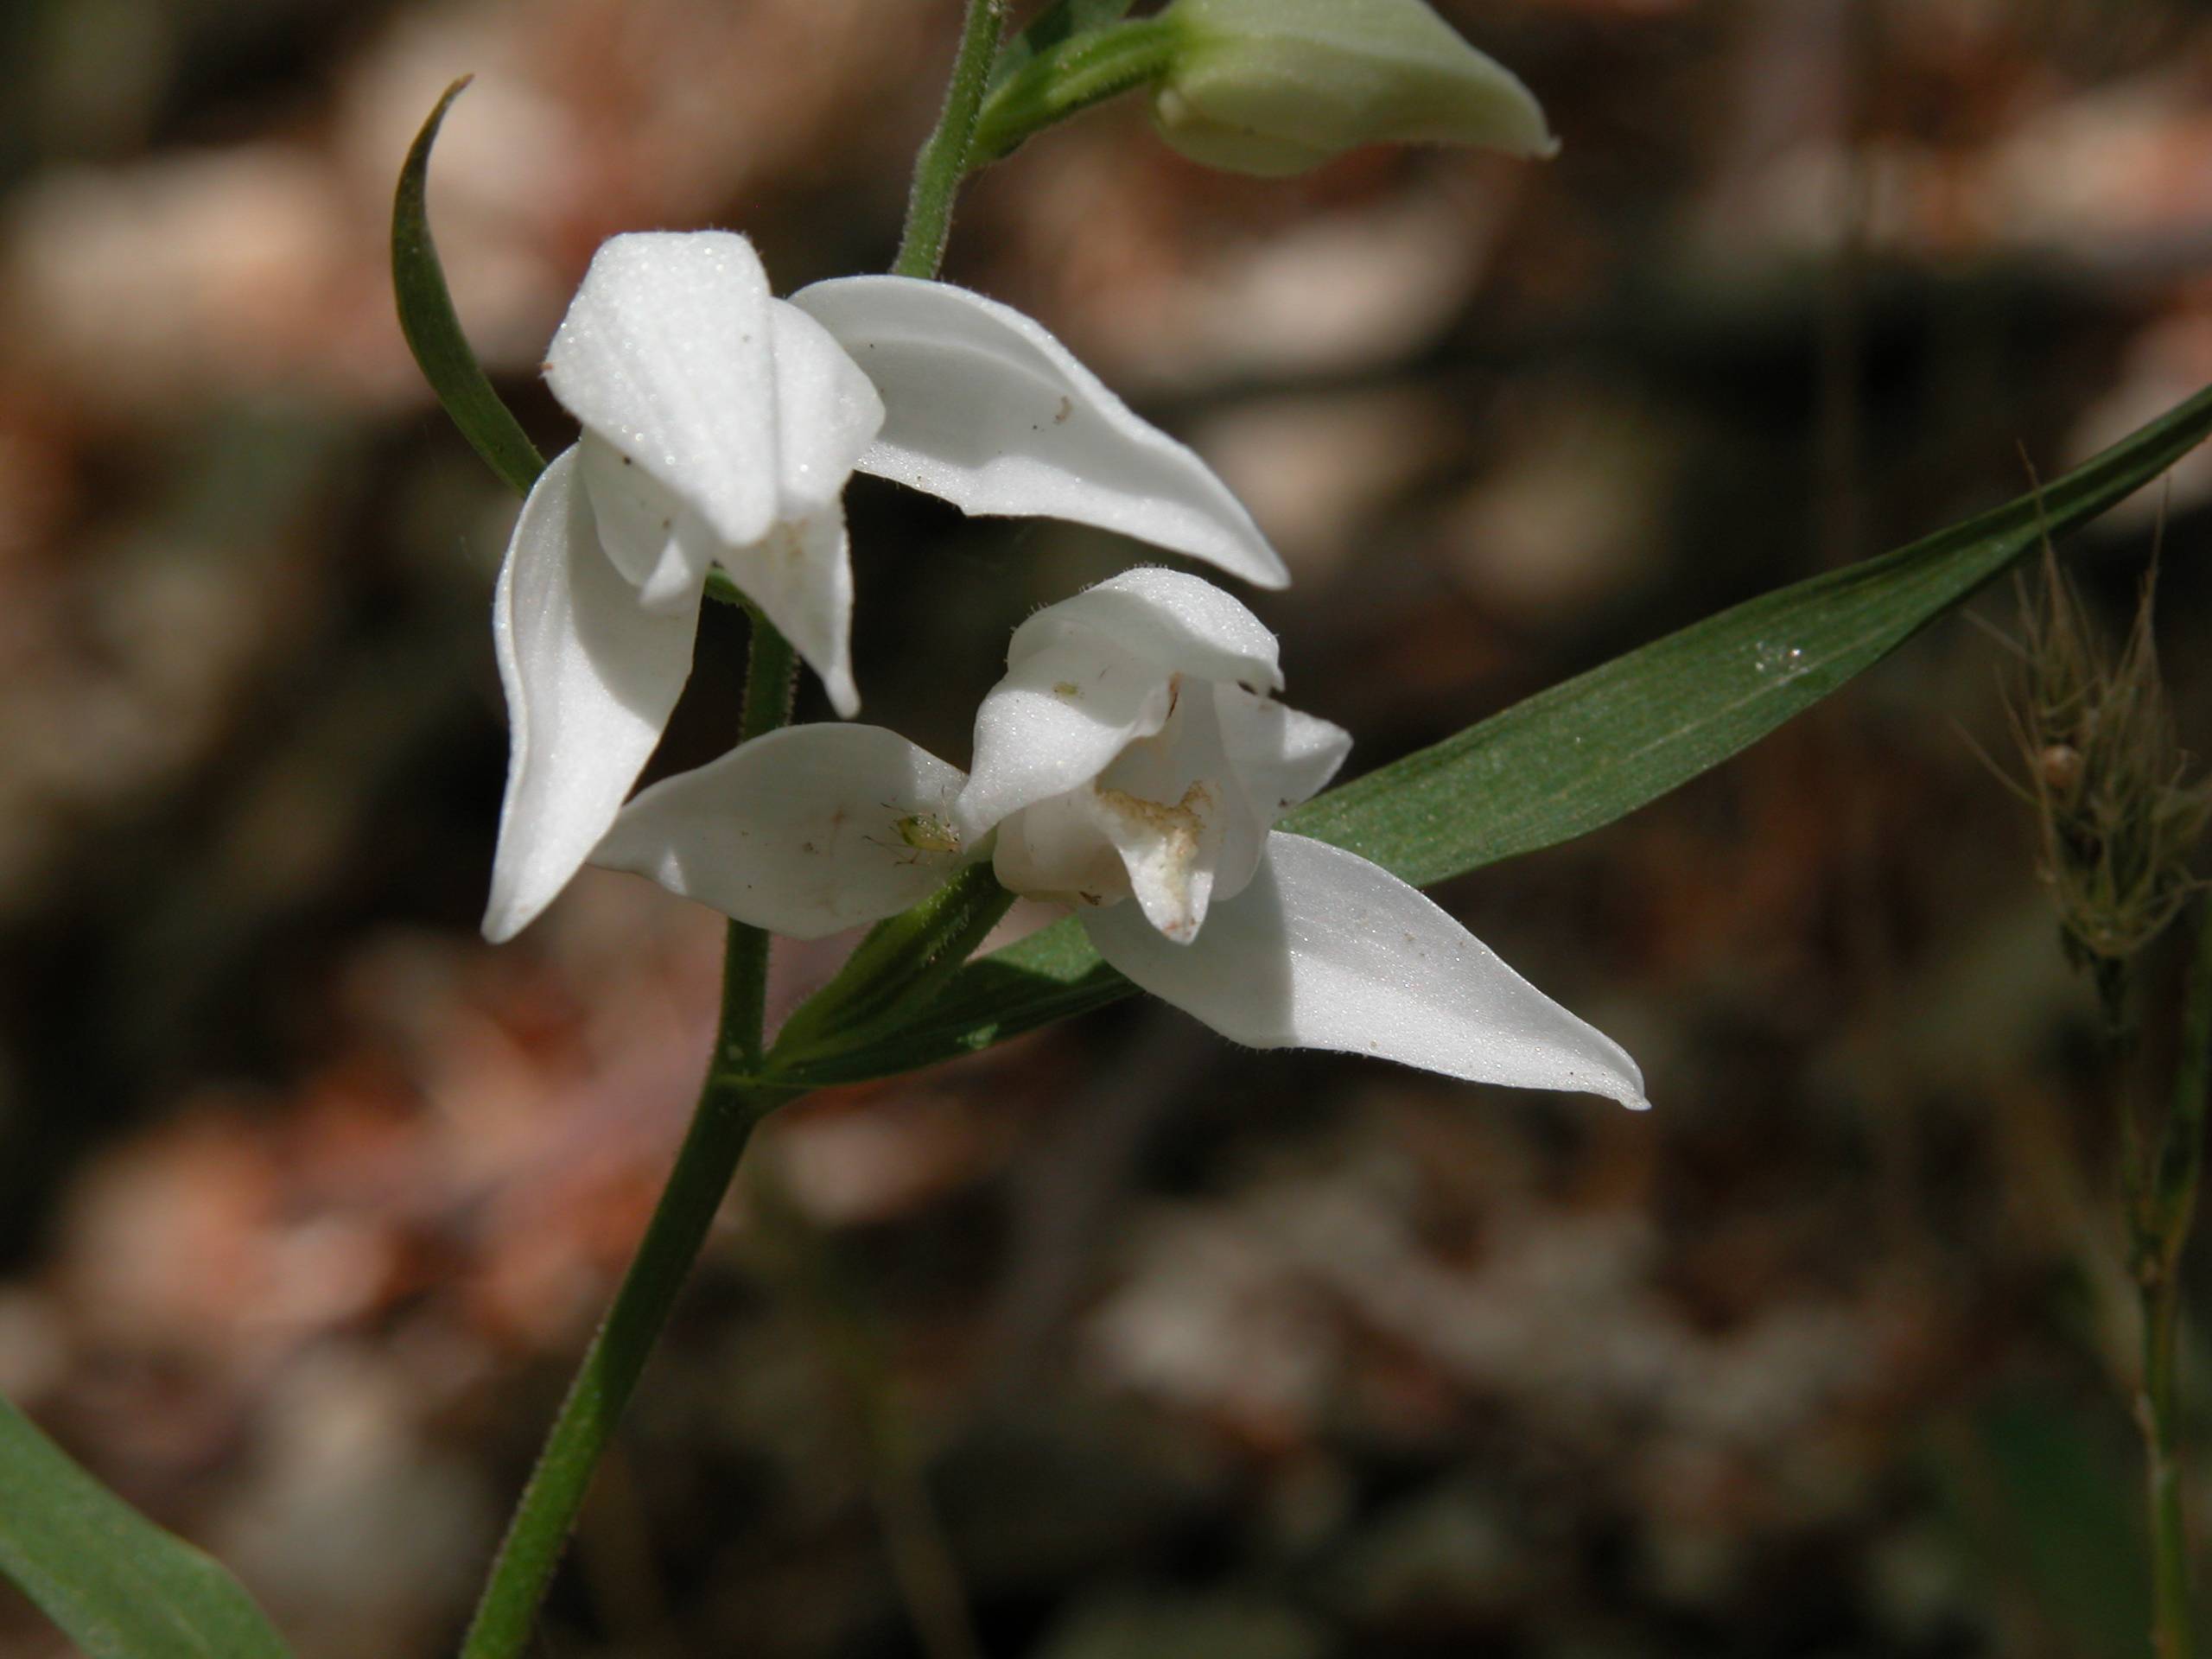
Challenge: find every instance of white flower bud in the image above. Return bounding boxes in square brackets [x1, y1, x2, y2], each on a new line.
[1153, 0, 1557, 176]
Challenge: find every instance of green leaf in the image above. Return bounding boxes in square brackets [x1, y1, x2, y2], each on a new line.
[769, 381, 2212, 1090]
[391, 77, 547, 499]
[768, 863, 1017, 1071]
[0, 1389, 292, 1659]
[988, 0, 1137, 91]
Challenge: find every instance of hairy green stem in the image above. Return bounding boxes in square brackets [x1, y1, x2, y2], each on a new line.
[457, 1065, 791, 1658]
[893, 0, 1009, 279]
[969, 18, 1178, 165]
[721, 607, 800, 1070]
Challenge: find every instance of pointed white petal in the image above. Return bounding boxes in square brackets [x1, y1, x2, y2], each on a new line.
[1084, 833, 1648, 1109]
[955, 634, 1174, 839]
[575, 431, 718, 609]
[1214, 683, 1351, 820]
[722, 503, 861, 718]
[768, 300, 884, 517]
[545, 232, 781, 551]
[594, 725, 974, 940]
[485, 446, 702, 943]
[1007, 567, 1282, 692]
[789, 276, 1289, 588]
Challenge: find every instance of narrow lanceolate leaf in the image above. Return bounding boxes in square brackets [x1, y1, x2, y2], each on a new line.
[766, 381, 2212, 1090]
[392, 78, 547, 498]
[0, 1390, 293, 1659]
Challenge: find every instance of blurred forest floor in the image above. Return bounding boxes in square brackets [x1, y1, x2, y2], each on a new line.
[2, 1, 2211, 1655]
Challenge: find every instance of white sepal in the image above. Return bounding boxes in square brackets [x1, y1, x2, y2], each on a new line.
[594, 724, 975, 941]
[543, 232, 783, 553]
[1007, 566, 1283, 692]
[722, 503, 862, 719]
[1082, 831, 1649, 1109]
[484, 446, 702, 943]
[789, 276, 1290, 588]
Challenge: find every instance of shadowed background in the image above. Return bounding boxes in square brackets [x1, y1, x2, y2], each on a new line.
[1, 0, 2210, 1654]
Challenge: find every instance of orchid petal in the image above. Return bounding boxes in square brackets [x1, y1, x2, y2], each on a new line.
[484, 446, 702, 943]
[1084, 833, 1649, 1109]
[722, 503, 861, 718]
[1007, 567, 1282, 693]
[544, 231, 781, 551]
[594, 725, 974, 940]
[1214, 683, 1351, 820]
[1091, 678, 1261, 936]
[956, 635, 1175, 840]
[768, 300, 885, 517]
[575, 431, 717, 610]
[789, 276, 1290, 588]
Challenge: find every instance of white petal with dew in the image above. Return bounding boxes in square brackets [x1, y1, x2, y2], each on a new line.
[1083, 832, 1648, 1109]
[545, 231, 781, 551]
[1007, 567, 1282, 693]
[790, 276, 1289, 588]
[484, 446, 702, 943]
[594, 724, 975, 940]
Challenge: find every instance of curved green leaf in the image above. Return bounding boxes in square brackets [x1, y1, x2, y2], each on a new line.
[391, 77, 547, 498]
[770, 381, 2212, 1089]
[987, 0, 1135, 91]
[0, 1389, 291, 1659]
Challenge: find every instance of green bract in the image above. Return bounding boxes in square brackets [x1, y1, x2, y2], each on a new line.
[1152, 0, 1557, 175]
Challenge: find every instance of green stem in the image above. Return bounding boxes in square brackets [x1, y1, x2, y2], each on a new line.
[2139, 899, 2212, 1659]
[460, 612, 802, 1659]
[457, 1069, 791, 1658]
[969, 18, 1179, 165]
[893, 0, 1009, 279]
[721, 607, 800, 1068]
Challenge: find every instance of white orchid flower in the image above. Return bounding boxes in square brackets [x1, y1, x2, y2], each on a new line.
[595, 569, 1646, 1108]
[484, 232, 1290, 943]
